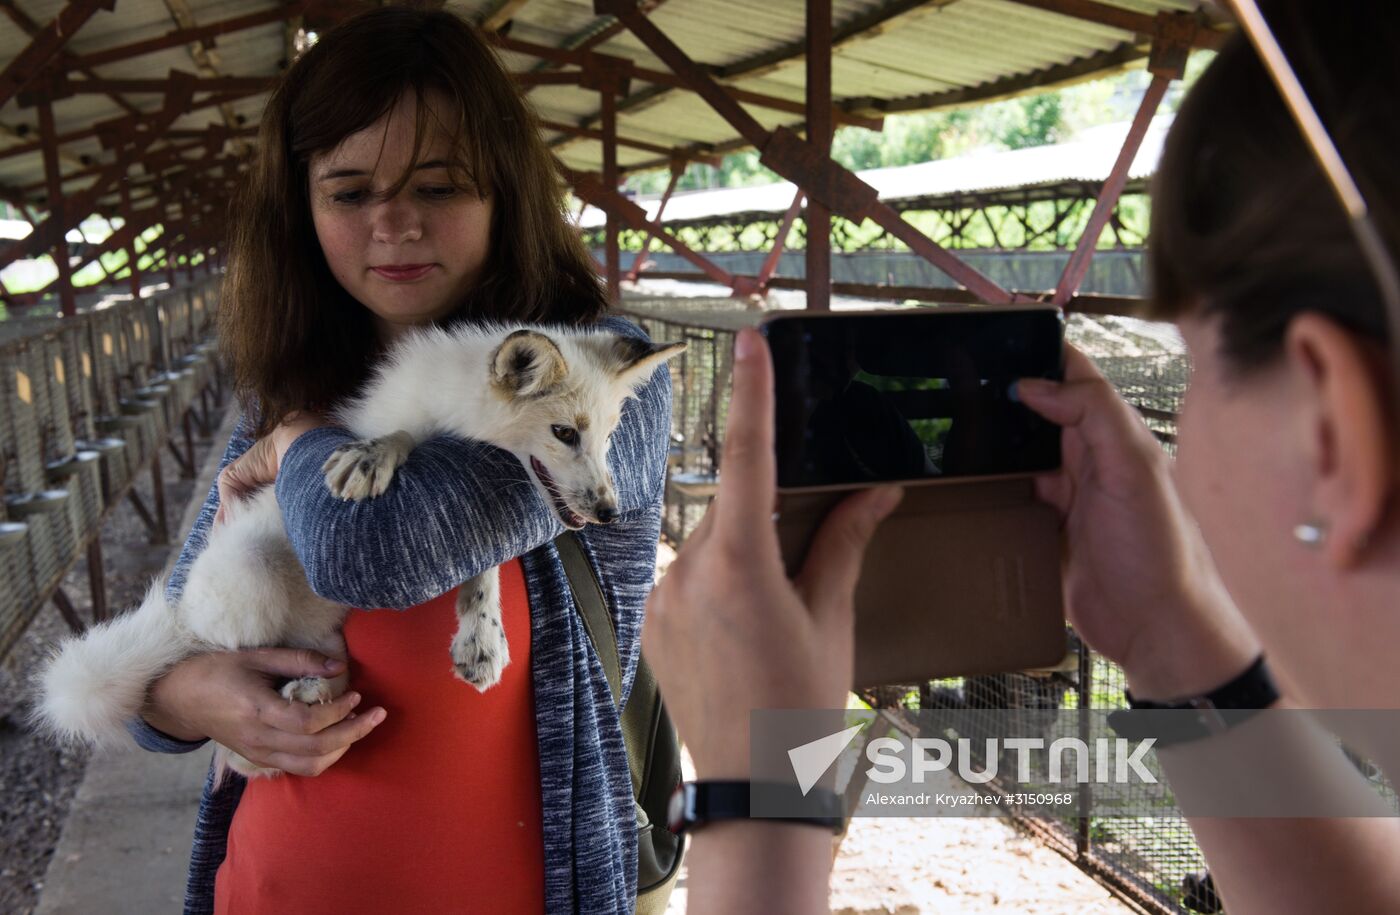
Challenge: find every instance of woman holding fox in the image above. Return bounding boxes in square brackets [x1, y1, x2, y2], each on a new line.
[128, 7, 672, 914]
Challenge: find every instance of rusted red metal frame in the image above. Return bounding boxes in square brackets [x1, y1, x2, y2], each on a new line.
[0, 87, 261, 163]
[0, 0, 114, 110]
[569, 169, 736, 288]
[806, 0, 833, 311]
[35, 208, 162, 294]
[1051, 72, 1171, 307]
[66, 2, 306, 70]
[0, 79, 199, 269]
[755, 189, 805, 291]
[1, 0, 140, 115]
[493, 34, 883, 132]
[1050, 27, 1191, 308]
[626, 161, 683, 282]
[595, 0, 1015, 305]
[538, 118, 721, 168]
[36, 91, 77, 316]
[1004, 1, 1225, 51]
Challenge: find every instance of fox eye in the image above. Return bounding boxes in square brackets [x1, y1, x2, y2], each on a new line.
[552, 425, 579, 446]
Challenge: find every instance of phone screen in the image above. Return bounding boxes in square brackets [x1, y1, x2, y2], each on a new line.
[763, 308, 1064, 488]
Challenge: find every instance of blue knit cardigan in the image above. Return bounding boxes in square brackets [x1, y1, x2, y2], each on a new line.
[129, 315, 671, 914]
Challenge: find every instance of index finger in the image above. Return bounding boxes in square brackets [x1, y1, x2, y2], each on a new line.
[716, 327, 778, 544]
[258, 688, 361, 735]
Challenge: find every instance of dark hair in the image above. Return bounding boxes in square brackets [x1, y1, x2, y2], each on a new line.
[1149, 1, 1396, 375]
[221, 7, 607, 436]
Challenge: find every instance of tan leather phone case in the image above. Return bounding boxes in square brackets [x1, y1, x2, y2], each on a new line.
[775, 471, 1067, 688]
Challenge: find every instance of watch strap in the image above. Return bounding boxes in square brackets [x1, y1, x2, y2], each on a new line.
[668, 780, 844, 834]
[1108, 655, 1280, 747]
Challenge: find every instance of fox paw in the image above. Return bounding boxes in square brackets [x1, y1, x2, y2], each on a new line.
[451, 615, 511, 692]
[321, 432, 413, 501]
[281, 676, 335, 704]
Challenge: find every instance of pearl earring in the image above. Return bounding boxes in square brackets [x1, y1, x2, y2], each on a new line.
[1293, 522, 1328, 547]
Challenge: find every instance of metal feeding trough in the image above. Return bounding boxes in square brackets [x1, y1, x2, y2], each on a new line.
[5, 490, 70, 518]
[44, 450, 101, 483]
[0, 521, 26, 549]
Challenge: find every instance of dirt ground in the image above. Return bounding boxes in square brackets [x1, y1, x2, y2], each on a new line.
[0, 402, 230, 915]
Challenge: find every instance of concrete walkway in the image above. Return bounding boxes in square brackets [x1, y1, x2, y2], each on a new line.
[36, 408, 237, 915]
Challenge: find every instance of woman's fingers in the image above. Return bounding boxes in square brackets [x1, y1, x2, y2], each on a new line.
[794, 485, 903, 628]
[254, 687, 362, 735]
[242, 646, 346, 680]
[715, 328, 779, 557]
[261, 705, 388, 762]
[215, 436, 280, 521]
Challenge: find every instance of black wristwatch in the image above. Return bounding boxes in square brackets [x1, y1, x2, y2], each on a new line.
[1107, 655, 1280, 747]
[666, 780, 845, 835]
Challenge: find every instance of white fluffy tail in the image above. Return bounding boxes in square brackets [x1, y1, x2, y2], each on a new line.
[31, 577, 192, 749]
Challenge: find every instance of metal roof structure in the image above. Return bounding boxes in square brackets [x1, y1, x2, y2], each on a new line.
[0, 0, 1229, 314]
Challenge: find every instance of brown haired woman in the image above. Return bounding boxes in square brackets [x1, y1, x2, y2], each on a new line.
[128, 8, 671, 914]
[640, 2, 1400, 913]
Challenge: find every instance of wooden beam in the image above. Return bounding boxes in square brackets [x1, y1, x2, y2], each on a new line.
[36, 93, 76, 315]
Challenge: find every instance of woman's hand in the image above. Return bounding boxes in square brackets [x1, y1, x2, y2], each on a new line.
[140, 648, 386, 777]
[1014, 345, 1260, 700]
[642, 328, 903, 779]
[215, 412, 329, 525]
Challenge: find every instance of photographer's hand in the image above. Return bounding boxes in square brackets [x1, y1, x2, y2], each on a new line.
[643, 327, 901, 915]
[1015, 345, 1259, 700]
[644, 327, 902, 778]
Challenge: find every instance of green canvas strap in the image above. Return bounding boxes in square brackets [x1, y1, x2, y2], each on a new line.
[553, 531, 684, 909]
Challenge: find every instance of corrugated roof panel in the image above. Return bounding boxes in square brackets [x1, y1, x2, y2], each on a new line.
[1, 0, 1222, 221]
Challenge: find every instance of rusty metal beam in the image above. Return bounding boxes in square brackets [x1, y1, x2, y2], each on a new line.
[538, 118, 722, 168]
[66, 3, 305, 70]
[1052, 71, 1171, 307]
[0, 79, 198, 270]
[36, 92, 76, 316]
[567, 167, 737, 288]
[494, 34, 883, 133]
[30, 74, 277, 98]
[599, 1, 1015, 304]
[626, 161, 682, 282]
[755, 190, 804, 291]
[1, 0, 140, 114]
[0, 87, 262, 163]
[572, 0, 928, 135]
[844, 42, 1146, 115]
[0, 0, 114, 110]
[1003, 1, 1226, 51]
[479, 0, 532, 31]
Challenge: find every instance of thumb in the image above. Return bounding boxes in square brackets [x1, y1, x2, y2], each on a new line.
[242, 647, 346, 679]
[795, 485, 903, 626]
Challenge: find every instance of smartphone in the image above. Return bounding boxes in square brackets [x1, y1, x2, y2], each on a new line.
[761, 306, 1064, 489]
[760, 306, 1069, 685]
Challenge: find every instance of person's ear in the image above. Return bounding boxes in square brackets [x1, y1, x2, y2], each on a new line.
[1284, 312, 1396, 569]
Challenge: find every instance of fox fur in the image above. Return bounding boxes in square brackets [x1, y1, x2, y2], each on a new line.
[33, 322, 685, 780]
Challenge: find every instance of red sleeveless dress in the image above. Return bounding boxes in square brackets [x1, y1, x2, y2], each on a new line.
[213, 558, 545, 914]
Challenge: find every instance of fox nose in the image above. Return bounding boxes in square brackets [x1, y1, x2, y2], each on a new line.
[596, 503, 618, 524]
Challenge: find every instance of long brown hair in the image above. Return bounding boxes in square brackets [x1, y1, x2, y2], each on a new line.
[1148, 1, 1396, 377]
[221, 7, 607, 436]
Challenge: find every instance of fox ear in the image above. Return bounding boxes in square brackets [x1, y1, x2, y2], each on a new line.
[607, 337, 687, 393]
[491, 330, 568, 399]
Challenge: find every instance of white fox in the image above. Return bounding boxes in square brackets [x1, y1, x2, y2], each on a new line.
[34, 323, 685, 780]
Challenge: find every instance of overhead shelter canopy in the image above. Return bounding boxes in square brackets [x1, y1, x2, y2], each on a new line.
[0, 0, 1227, 312]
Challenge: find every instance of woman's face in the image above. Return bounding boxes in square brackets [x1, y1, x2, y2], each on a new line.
[1173, 313, 1318, 680]
[309, 91, 492, 341]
